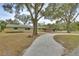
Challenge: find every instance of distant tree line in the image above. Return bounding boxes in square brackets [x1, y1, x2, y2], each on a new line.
[44, 21, 79, 32]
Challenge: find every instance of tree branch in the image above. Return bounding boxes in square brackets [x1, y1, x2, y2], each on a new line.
[37, 3, 44, 14]
[35, 4, 37, 19]
[38, 16, 43, 20]
[72, 13, 79, 21]
[25, 4, 33, 19]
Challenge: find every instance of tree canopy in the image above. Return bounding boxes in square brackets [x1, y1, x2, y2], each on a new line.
[44, 3, 79, 32]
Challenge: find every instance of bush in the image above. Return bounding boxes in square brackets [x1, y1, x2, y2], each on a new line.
[0, 21, 6, 32]
[25, 28, 30, 30]
[27, 35, 33, 38]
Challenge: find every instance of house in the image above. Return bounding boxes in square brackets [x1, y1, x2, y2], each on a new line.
[5, 24, 32, 31]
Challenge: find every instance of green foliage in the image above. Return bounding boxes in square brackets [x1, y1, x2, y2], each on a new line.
[0, 21, 7, 32]
[71, 22, 79, 31]
[45, 3, 79, 33]
[44, 4, 64, 20]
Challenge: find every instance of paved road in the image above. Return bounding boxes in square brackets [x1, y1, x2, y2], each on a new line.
[23, 33, 65, 56]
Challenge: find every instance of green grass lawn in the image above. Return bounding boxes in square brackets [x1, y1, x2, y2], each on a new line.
[54, 35, 79, 52]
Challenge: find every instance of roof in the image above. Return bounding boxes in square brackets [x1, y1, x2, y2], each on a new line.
[6, 24, 32, 28]
[37, 26, 46, 28]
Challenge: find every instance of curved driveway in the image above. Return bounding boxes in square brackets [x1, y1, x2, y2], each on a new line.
[23, 33, 65, 56]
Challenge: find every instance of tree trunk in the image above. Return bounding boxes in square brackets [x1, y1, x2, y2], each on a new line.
[33, 19, 38, 37]
[66, 21, 71, 33]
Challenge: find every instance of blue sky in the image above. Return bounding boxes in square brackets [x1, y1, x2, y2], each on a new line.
[0, 4, 15, 20]
[0, 4, 79, 24]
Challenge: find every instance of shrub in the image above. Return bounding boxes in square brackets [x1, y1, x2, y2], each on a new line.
[14, 27, 18, 30]
[27, 35, 33, 38]
[0, 21, 6, 32]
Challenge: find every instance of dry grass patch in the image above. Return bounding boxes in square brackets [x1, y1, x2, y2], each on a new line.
[54, 35, 79, 52]
[0, 33, 34, 56]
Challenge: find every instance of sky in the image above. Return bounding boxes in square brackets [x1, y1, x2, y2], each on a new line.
[0, 4, 15, 20]
[0, 3, 79, 24]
